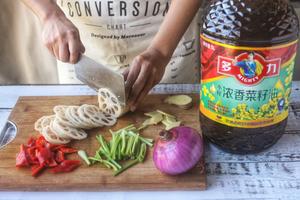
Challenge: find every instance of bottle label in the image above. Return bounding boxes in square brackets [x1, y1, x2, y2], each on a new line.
[200, 34, 298, 128]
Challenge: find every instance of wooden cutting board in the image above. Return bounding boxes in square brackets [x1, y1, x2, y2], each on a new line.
[0, 95, 206, 191]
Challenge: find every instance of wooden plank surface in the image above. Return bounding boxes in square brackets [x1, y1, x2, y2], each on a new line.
[0, 82, 299, 108]
[0, 84, 200, 108]
[0, 95, 206, 191]
[0, 83, 300, 198]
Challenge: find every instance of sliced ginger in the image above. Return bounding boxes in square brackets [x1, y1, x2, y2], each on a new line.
[139, 110, 181, 130]
[164, 95, 193, 110]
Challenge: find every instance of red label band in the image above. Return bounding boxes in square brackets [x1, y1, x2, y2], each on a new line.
[200, 34, 298, 128]
[217, 52, 281, 86]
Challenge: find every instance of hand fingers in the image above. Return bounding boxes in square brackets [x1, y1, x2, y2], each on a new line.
[76, 30, 85, 54]
[125, 56, 143, 99]
[76, 41, 85, 61]
[42, 30, 56, 58]
[58, 43, 70, 62]
[45, 42, 55, 57]
[66, 29, 84, 64]
[80, 42, 85, 53]
[128, 62, 151, 106]
[52, 42, 60, 60]
[43, 38, 55, 56]
[69, 39, 81, 64]
[122, 68, 130, 81]
[130, 76, 155, 111]
[122, 69, 130, 99]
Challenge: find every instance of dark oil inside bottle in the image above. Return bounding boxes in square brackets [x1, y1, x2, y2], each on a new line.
[200, 0, 299, 154]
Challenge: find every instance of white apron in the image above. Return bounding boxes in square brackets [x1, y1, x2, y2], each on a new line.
[58, 0, 199, 84]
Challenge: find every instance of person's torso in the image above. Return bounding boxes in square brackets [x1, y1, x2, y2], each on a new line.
[57, 0, 199, 84]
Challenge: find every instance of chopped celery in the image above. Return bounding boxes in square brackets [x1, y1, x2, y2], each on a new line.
[113, 159, 139, 176]
[90, 125, 153, 176]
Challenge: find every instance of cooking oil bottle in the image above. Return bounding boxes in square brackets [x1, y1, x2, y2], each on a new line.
[200, 0, 299, 153]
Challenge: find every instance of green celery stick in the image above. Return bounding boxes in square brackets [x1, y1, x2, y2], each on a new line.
[108, 158, 122, 169]
[113, 124, 135, 134]
[92, 124, 154, 175]
[133, 140, 141, 158]
[89, 157, 101, 162]
[126, 135, 135, 156]
[113, 159, 139, 176]
[126, 131, 153, 147]
[102, 160, 118, 171]
[120, 130, 126, 155]
[109, 132, 115, 155]
[113, 135, 122, 160]
[116, 142, 121, 160]
[97, 135, 110, 154]
[137, 143, 147, 162]
[99, 148, 122, 169]
[131, 133, 140, 155]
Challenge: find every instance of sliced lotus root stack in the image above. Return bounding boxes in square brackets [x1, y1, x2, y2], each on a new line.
[51, 118, 87, 140]
[77, 104, 102, 127]
[98, 88, 123, 118]
[41, 126, 70, 145]
[35, 115, 55, 133]
[79, 104, 116, 127]
[65, 106, 93, 129]
[50, 120, 71, 140]
[53, 105, 77, 128]
[34, 116, 46, 132]
[40, 115, 55, 129]
[53, 105, 68, 114]
[39, 115, 71, 144]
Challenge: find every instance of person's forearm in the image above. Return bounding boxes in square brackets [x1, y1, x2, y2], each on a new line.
[21, 0, 64, 22]
[149, 0, 201, 58]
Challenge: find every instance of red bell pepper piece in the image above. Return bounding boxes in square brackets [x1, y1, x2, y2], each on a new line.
[47, 157, 58, 167]
[36, 146, 53, 166]
[55, 150, 65, 163]
[27, 137, 36, 147]
[59, 147, 78, 154]
[16, 144, 29, 167]
[51, 144, 67, 151]
[51, 160, 81, 173]
[16, 134, 80, 177]
[35, 135, 46, 147]
[31, 165, 45, 177]
[26, 147, 39, 165]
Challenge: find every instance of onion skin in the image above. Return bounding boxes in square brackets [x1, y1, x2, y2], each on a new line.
[153, 126, 203, 175]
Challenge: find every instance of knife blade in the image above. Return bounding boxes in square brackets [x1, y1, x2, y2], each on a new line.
[75, 55, 126, 105]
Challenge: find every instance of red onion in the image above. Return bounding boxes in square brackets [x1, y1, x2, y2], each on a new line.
[153, 126, 203, 175]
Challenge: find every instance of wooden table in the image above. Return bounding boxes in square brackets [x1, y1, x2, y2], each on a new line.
[0, 83, 300, 200]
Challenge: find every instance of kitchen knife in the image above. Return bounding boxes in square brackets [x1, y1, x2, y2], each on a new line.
[74, 55, 126, 105]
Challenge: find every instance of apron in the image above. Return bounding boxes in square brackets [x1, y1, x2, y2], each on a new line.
[57, 0, 199, 84]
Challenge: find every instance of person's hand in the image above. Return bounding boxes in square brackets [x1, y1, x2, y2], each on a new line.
[42, 13, 85, 64]
[123, 47, 171, 111]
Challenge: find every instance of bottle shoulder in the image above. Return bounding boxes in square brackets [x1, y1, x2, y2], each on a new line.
[201, 0, 299, 46]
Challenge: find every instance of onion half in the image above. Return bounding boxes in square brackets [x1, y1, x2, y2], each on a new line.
[153, 126, 203, 175]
